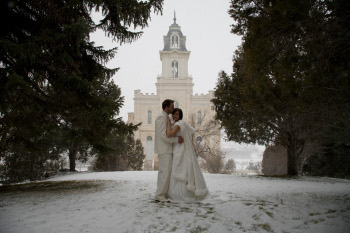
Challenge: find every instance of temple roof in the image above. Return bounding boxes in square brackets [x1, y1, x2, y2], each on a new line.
[162, 11, 187, 52]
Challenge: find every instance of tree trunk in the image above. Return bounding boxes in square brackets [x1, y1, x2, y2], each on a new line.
[287, 144, 298, 175]
[286, 130, 307, 176]
[68, 148, 78, 172]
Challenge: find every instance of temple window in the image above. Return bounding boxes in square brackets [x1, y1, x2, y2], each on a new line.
[147, 110, 152, 124]
[171, 35, 179, 48]
[197, 111, 202, 124]
[171, 60, 178, 79]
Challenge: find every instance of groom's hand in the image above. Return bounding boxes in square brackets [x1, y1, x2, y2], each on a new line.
[167, 115, 171, 124]
[178, 136, 183, 144]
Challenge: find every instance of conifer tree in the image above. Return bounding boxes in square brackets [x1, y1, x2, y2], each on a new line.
[212, 0, 350, 175]
[125, 136, 146, 170]
[0, 0, 163, 182]
[93, 132, 145, 171]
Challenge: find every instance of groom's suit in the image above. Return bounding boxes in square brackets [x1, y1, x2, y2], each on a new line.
[154, 111, 177, 201]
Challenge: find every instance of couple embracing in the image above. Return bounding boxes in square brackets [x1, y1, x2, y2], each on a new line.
[154, 99, 208, 203]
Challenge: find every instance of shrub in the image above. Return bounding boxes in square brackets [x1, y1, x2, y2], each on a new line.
[262, 145, 287, 176]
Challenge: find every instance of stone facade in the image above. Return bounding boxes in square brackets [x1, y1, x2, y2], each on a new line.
[127, 16, 220, 170]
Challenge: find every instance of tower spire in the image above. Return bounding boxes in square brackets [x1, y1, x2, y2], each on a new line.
[173, 10, 176, 24]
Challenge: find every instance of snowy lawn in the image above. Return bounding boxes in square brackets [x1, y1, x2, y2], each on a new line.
[0, 171, 349, 233]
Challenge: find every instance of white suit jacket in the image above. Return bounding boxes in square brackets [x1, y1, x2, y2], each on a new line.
[154, 111, 177, 155]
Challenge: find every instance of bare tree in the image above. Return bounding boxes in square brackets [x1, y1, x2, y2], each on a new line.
[187, 110, 224, 173]
[247, 161, 262, 175]
[199, 148, 227, 174]
[223, 159, 236, 174]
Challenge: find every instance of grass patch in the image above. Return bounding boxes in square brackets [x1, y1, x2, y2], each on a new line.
[0, 180, 104, 193]
[196, 213, 208, 218]
[310, 218, 325, 224]
[190, 226, 208, 233]
[309, 212, 321, 216]
[253, 223, 274, 233]
[179, 207, 192, 213]
[327, 209, 336, 214]
[265, 211, 274, 218]
[252, 214, 260, 221]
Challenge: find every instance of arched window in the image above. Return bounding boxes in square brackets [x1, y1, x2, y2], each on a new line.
[196, 136, 204, 148]
[197, 111, 202, 124]
[171, 35, 179, 48]
[174, 101, 179, 108]
[147, 110, 152, 124]
[146, 136, 153, 160]
[171, 60, 178, 79]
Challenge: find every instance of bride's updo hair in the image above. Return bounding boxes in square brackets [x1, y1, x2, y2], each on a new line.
[173, 108, 183, 120]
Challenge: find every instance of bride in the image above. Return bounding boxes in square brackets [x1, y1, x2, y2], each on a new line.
[166, 108, 208, 202]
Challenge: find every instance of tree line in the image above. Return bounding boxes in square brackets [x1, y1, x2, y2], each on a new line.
[2, 0, 348, 183]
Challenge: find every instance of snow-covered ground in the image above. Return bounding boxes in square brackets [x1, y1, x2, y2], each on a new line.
[0, 171, 349, 233]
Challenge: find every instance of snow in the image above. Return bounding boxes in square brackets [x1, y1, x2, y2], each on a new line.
[0, 171, 349, 233]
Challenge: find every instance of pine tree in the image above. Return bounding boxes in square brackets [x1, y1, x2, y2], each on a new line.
[212, 0, 350, 175]
[0, 0, 163, 183]
[93, 132, 145, 171]
[126, 138, 146, 170]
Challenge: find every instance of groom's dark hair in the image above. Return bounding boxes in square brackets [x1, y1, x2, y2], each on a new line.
[162, 99, 174, 110]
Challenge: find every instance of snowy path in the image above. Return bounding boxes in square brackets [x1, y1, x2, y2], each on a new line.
[0, 171, 349, 233]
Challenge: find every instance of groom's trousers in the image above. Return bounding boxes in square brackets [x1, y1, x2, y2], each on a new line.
[155, 153, 172, 201]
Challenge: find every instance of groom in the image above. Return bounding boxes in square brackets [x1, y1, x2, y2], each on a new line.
[154, 99, 183, 202]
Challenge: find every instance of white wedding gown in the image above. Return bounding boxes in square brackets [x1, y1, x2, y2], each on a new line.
[168, 120, 208, 203]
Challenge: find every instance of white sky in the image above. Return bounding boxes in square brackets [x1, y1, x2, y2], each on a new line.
[90, 0, 241, 121]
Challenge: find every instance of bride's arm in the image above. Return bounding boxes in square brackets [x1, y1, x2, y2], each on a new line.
[166, 116, 180, 137]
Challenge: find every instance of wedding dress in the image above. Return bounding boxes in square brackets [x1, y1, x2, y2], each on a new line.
[168, 120, 208, 202]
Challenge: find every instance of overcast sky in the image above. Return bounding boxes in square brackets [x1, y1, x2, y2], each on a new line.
[90, 0, 265, 160]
